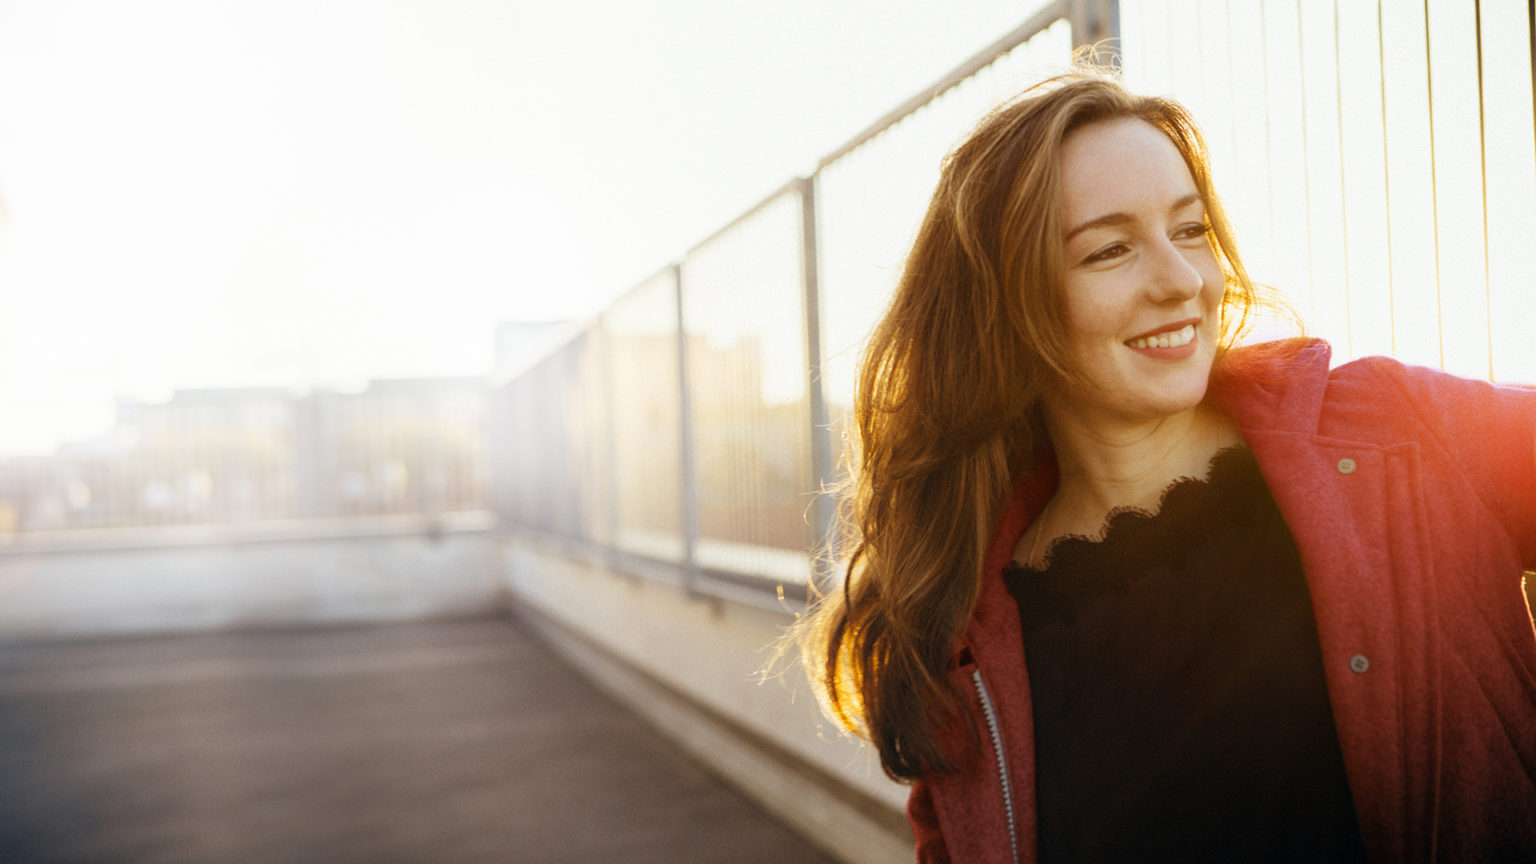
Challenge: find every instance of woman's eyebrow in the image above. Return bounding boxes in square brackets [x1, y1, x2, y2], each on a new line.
[1168, 192, 1205, 215]
[1063, 211, 1134, 243]
[1063, 192, 1205, 243]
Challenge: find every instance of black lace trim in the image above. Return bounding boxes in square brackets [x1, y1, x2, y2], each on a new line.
[1003, 446, 1270, 627]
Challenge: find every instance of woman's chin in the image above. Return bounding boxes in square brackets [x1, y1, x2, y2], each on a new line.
[1049, 382, 1210, 428]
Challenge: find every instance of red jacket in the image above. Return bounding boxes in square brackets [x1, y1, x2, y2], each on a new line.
[908, 339, 1536, 863]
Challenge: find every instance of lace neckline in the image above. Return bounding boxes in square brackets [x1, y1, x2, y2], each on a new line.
[1010, 445, 1262, 576]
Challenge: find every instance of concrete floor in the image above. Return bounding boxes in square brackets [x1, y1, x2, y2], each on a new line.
[0, 617, 839, 864]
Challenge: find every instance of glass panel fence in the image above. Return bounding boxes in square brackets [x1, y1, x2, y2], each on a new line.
[606, 270, 687, 564]
[815, 19, 1075, 459]
[680, 190, 815, 584]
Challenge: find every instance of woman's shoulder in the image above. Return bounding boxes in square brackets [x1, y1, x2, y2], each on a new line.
[1212, 338, 1329, 393]
[1208, 338, 1331, 428]
[1223, 336, 1533, 392]
[1216, 338, 1535, 434]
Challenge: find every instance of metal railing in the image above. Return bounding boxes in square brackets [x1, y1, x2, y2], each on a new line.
[489, 1, 1098, 603]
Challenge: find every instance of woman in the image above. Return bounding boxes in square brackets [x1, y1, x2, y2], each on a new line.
[798, 69, 1536, 862]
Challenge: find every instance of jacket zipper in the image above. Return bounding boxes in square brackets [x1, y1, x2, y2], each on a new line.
[972, 669, 1021, 864]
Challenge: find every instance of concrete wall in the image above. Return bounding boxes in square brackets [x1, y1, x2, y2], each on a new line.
[502, 537, 912, 864]
[0, 514, 505, 639]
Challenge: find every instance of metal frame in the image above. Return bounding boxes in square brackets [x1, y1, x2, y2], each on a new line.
[798, 175, 837, 590]
[525, 0, 1116, 607]
[816, 0, 1116, 171]
[672, 262, 703, 595]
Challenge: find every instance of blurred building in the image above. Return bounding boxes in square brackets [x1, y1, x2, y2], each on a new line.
[0, 378, 489, 536]
[296, 377, 487, 518]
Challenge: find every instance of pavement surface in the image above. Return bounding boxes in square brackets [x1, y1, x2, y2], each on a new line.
[0, 616, 839, 864]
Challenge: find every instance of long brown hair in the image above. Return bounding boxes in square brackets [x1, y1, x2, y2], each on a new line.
[796, 68, 1261, 781]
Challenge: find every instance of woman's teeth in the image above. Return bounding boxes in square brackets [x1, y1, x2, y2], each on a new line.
[1127, 324, 1196, 350]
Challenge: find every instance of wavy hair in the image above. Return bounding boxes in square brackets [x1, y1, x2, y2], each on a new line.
[796, 68, 1263, 781]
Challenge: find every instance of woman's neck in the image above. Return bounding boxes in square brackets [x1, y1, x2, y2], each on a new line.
[1041, 402, 1241, 540]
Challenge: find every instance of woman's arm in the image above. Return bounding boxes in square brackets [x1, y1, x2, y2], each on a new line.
[1365, 357, 1536, 568]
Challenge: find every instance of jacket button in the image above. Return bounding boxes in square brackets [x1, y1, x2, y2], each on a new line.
[1349, 654, 1370, 674]
[1337, 458, 1357, 474]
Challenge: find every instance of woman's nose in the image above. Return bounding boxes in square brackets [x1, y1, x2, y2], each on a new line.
[1145, 238, 1204, 301]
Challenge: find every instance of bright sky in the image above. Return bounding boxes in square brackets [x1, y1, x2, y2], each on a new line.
[0, 0, 1034, 455]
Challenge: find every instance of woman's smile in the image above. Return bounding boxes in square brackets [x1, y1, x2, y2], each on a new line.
[1125, 319, 1199, 353]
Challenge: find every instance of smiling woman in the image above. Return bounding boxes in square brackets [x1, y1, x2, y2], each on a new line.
[1045, 121, 1226, 450]
[795, 67, 1536, 863]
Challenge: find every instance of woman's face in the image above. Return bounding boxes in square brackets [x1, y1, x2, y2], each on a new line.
[1045, 118, 1225, 429]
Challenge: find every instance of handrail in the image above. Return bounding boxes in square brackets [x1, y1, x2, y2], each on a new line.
[816, 0, 1069, 171]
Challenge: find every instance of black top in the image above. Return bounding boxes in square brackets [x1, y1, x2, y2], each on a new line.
[1003, 447, 1367, 863]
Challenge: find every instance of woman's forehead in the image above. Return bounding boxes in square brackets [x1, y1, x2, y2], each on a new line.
[1058, 119, 1200, 228]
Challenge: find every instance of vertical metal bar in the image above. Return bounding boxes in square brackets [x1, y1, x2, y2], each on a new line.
[1261, 0, 1280, 276]
[1069, 0, 1120, 54]
[1474, 0, 1495, 379]
[1108, 0, 1123, 51]
[798, 175, 837, 593]
[1297, 1, 1318, 321]
[1223, 1, 1238, 168]
[672, 263, 702, 595]
[1194, 1, 1207, 101]
[1377, 0, 1396, 356]
[1423, 0, 1446, 370]
[1332, 0, 1354, 358]
[598, 314, 621, 567]
[1530, 0, 1536, 161]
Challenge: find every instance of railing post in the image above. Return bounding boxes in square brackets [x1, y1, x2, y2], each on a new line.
[597, 313, 621, 571]
[798, 175, 838, 594]
[1069, 0, 1120, 55]
[672, 263, 703, 595]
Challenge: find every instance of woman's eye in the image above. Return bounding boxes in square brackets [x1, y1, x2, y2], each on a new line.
[1174, 222, 1212, 241]
[1083, 243, 1128, 264]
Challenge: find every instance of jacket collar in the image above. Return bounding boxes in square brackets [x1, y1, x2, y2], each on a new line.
[1209, 337, 1332, 434]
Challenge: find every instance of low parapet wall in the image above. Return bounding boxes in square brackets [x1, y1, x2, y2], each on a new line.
[0, 513, 506, 639]
[500, 533, 912, 864]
